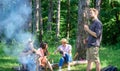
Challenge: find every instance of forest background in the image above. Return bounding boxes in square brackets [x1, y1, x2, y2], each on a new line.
[0, 0, 120, 71]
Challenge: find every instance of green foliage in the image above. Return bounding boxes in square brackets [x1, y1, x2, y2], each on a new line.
[1, 0, 120, 70]
[1, 0, 120, 46]
[100, 0, 120, 44]
[42, 31, 59, 45]
[102, 18, 118, 44]
[40, 0, 120, 45]
[40, 0, 78, 41]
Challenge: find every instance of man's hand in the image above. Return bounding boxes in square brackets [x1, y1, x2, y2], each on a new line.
[84, 24, 89, 31]
[83, 39, 86, 44]
[84, 24, 97, 38]
[83, 39, 88, 44]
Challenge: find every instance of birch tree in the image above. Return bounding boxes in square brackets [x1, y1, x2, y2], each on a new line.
[35, 0, 43, 42]
[39, 0, 43, 42]
[56, 0, 61, 39]
[66, 0, 70, 39]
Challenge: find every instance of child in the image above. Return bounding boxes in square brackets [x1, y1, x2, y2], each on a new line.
[34, 42, 53, 71]
[54, 38, 72, 71]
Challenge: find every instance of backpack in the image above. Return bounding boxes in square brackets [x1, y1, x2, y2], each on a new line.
[101, 65, 118, 71]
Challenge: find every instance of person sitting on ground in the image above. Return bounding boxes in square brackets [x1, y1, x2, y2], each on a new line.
[19, 39, 36, 71]
[33, 42, 53, 71]
[54, 38, 72, 71]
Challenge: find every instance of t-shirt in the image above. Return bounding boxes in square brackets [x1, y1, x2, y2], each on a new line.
[87, 19, 102, 48]
[37, 48, 44, 57]
[57, 44, 72, 56]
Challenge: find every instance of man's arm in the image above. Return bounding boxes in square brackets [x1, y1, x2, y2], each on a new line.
[86, 28, 97, 38]
[84, 25, 97, 38]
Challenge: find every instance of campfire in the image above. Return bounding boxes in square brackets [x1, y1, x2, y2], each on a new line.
[13, 54, 46, 71]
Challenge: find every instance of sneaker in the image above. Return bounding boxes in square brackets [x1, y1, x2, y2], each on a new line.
[59, 66, 62, 71]
[58, 69, 62, 71]
[68, 66, 71, 71]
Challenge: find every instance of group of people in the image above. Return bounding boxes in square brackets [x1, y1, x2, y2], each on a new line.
[20, 38, 72, 71]
[20, 8, 102, 71]
[19, 38, 72, 71]
[20, 39, 53, 71]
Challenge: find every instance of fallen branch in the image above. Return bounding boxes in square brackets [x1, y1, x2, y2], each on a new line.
[52, 60, 87, 68]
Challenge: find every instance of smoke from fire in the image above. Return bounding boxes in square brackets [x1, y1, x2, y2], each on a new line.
[0, 0, 37, 71]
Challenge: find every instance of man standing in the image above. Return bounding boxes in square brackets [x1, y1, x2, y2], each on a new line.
[84, 8, 102, 71]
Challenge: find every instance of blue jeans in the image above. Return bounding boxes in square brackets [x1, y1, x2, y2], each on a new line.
[59, 53, 72, 67]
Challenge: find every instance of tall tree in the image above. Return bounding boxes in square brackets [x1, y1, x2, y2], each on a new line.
[56, 0, 61, 39]
[36, 0, 40, 32]
[95, 0, 101, 12]
[35, 0, 43, 42]
[75, 0, 90, 60]
[31, 0, 36, 34]
[39, 0, 43, 42]
[48, 0, 53, 31]
[66, 0, 70, 39]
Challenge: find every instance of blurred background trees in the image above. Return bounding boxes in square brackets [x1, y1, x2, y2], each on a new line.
[29, 0, 120, 45]
[28, 0, 120, 60]
[31, 0, 120, 59]
[0, 0, 119, 60]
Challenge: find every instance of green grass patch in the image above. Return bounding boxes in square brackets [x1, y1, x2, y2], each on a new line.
[100, 46, 120, 70]
[0, 47, 18, 71]
[0, 43, 120, 71]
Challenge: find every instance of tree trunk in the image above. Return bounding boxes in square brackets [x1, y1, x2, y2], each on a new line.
[34, 0, 43, 42]
[48, 0, 53, 31]
[31, 0, 36, 34]
[56, 0, 61, 39]
[66, 0, 70, 39]
[27, 0, 32, 32]
[95, 0, 101, 13]
[36, 0, 40, 32]
[39, 0, 43, 42]
[75, 0, 90, 60]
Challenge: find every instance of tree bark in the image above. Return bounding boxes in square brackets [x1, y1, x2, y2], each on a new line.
[95, 0, 101, 13]
[56, 0, 61, 39]
[39, 0, 43, 42]
[66, 0, 70, 39]
[48, 0, 53, 31]
[75, 0, 90, 60]
[36, 0, 40, 32]
[31, 0, 36, 34]
[35, 0, 43, 42]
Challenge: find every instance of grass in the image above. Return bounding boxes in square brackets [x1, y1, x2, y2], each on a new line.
[0, 43, 120, 71]
[100, 45, 120, 69]
[0, 48, 18, 71]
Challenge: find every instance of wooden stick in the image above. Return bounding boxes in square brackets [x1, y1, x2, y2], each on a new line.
[52, 60, 87, 68]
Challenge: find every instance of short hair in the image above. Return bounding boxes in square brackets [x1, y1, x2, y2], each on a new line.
[89, 8, 99, 16]
[60, 38, 68, 43]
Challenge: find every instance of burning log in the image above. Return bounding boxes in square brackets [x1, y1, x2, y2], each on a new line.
[12, 64, 46, 71]
[12, 66, 21, 71]
[12, 64, 28, 71]
[52, 60, 87, 68]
